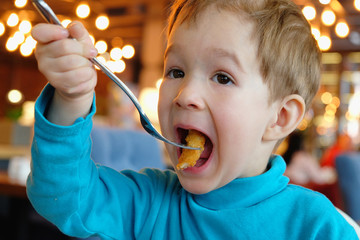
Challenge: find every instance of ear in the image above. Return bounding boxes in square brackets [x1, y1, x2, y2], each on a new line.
[263, 94, 305, 141]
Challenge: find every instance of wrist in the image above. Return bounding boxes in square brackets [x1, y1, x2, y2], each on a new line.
[46, 89, 94, 126]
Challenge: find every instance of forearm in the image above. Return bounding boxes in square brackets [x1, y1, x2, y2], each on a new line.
[27, 84, 96, 236]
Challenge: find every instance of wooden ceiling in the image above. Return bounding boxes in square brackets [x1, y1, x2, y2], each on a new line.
[0, 0, 170, 55]
[0, 0, 360, 57]
[294, 0, 360, 51]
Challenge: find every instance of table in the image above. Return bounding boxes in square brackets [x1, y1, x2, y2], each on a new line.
[0, 144, 30, 160]
[0, 171, 72, 239]
[0, 171, 27, 198]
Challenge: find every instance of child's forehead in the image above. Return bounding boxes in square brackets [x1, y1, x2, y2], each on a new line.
[168, 3, 255, 38]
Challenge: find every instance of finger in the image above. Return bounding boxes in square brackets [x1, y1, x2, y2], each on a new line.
[67, 21, 97, 58]
[48, 67, 97, 95]
[31, 23, 69, 44]
[50, 55, 94, 73]
[36, 38, 90, 58]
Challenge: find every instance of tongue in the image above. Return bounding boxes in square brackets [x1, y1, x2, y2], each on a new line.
[199, 139, 212, 159]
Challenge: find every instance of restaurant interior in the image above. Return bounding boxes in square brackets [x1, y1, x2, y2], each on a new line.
[0, 0, 360, 239]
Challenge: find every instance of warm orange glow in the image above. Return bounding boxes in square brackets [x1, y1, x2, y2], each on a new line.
[61, 19, 72, 28]
[95, 40, 107, 54]
[7, 89, 23, 104]
[311, 27, 321, 40]
[0, 22, 5, 36]
[321, 92, 333, 104]
[7, 13, 19, 27]
[19, 20, 32, 34]
[355, 0, 360, 11]
[321, 10, 336, 26]
[331, 96, 341, 107]
[110, 47, 122, 61]
[95, 15, 109, 30]
[335, 21, 350, 38]
[15, 0, 27, 8]
[302, 6, 316, 21]
[76, 3, 91, 19]
[318, 36, 332, 51]
[122, 45, 135, 59]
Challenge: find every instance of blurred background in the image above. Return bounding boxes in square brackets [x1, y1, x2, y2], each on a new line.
[0, 0, 360, 239]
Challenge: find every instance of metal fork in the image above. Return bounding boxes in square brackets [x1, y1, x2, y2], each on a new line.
[31, 0, 199, 150]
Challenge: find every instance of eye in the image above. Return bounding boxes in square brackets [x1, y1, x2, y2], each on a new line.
[211, 73, 234, 85]
[167, 69, 185, 79]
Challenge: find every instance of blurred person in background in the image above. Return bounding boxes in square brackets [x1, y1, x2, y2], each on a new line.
[321, 133, 354, 168]
[283, 131, 337, 185]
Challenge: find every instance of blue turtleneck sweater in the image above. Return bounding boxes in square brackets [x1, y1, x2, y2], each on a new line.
[27, 85, 357, 239]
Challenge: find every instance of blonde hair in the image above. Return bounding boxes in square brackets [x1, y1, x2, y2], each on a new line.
[167, 0, 321, 110]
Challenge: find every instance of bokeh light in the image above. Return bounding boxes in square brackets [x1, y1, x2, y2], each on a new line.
[7, 89, 23, 104]
[95, 15, 109, 30]
[122, 44, 135, 59]
[76, 3, 91, 19]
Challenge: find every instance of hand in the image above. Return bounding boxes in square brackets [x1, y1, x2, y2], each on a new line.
[32, 21, 98, 125]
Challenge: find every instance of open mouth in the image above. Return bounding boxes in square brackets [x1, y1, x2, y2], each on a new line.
[177, 128, 213, 168]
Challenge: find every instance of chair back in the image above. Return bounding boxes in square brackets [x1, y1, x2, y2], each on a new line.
[90, 126, 166, 171]
[336, 207, 360, 238]
[336, 153, 360, 223]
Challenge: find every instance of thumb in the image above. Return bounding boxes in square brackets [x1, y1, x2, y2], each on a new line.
[67, 21, 97, 58]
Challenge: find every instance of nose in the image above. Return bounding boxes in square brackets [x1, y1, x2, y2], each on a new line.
[174, 80, 205, 111]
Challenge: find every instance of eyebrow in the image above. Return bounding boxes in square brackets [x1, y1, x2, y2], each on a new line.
[164, 45, 245, 73]
[164, 44, 177, 60]
[209, 47, 244, 72]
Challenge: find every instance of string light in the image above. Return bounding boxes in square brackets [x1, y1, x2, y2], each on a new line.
[24, 35, 37, 51]
[355, 0, 360, 11]
[335, 21, 350, 38]
[95, 15, 109, 30]
[321, 92, 333, 104]
[6, 38, 18, 52]
[311, 27, 321, 40]
[13, 31, 25, 45]
[95, 40, 107, 54]
[318, 35, 332, 51]
[61, 19, 72, 28]
[0, 22, 5, 36]
[7, 89, 23, 104]
[106, 60, 126, 73]
[14, 0, 27, 8]
[302, 6, 316, 21]
[321, 9, 336, 26]
[110, 47, 123, 61]
[319, 0, 331, 4]
[20, 42, 33, 57]
[76, 3, 91, 19]
[122, 44, 135, 59]
[7, 13, 19, 27]
[19, 20, 32, 34]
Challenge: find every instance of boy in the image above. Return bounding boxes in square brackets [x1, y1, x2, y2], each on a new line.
[27, 0, 358, 239]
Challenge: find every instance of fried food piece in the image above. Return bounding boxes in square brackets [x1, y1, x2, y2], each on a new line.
[176, 130, 205, 170]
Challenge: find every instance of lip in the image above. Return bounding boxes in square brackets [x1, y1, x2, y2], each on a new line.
[181, 151, 213, 174]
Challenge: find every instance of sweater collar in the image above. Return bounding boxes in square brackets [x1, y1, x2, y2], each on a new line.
[192, 155, 289, 210]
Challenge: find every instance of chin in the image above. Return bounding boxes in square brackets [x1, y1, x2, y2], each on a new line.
[178, 177, 217, 195]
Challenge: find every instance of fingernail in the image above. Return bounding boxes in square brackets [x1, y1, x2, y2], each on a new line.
[90, 48, 98, 57]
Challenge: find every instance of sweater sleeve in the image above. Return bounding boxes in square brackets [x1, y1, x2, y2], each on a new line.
[26, 85, 162, 239]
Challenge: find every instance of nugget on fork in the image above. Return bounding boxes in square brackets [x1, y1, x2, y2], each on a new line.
[176, 130, 205, 170]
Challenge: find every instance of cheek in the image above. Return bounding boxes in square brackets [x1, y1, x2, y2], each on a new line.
[213, 99, 269, 148]
[158, 87, 170, 119]
[158, 85, 176, 138]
